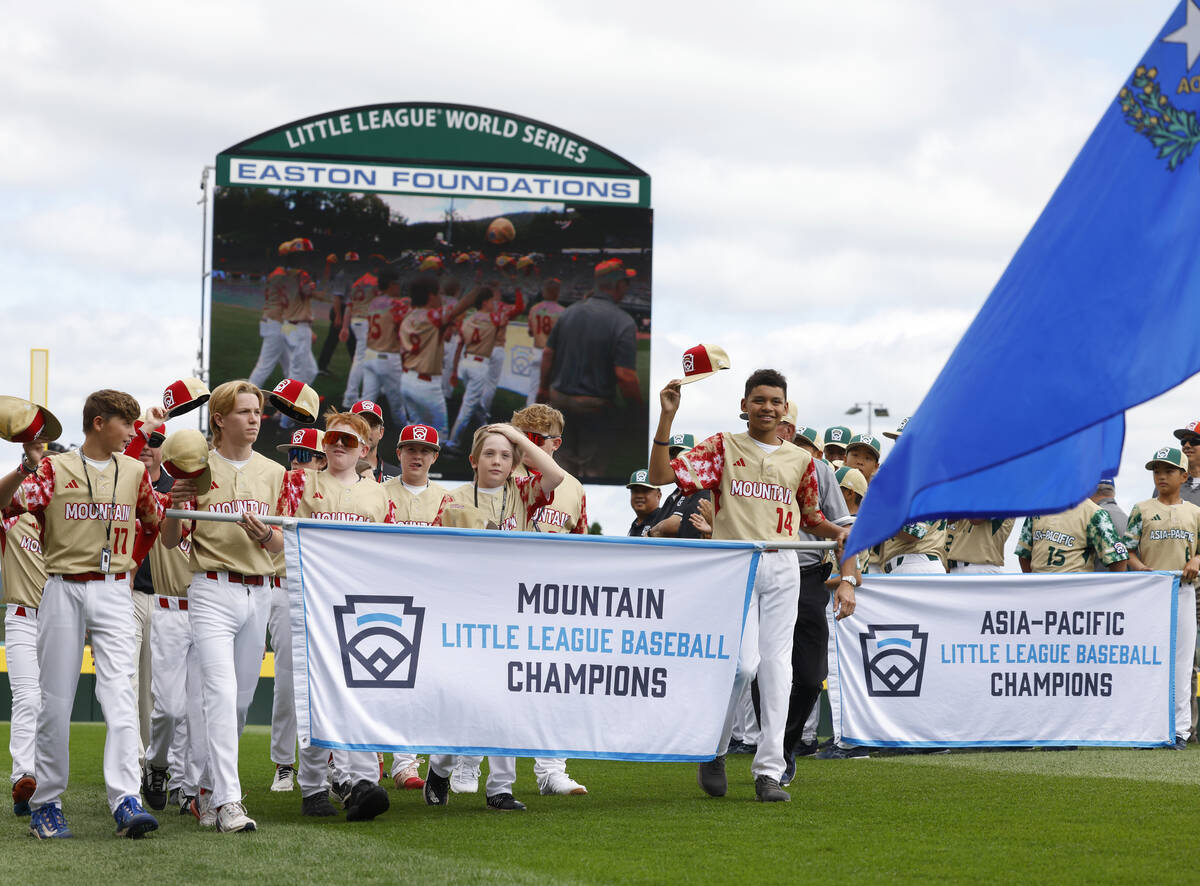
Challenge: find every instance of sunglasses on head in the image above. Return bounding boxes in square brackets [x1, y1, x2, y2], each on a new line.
[324, 430, 363, 449]
[289, 448, 318, 464]
[1183, 437, 1200, 447]
[524, 430, 561, 446]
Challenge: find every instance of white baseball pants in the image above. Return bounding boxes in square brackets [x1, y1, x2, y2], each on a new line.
[428, 755, 514, 796]
[130, 590, 153, 765]
[948, 562, 1005, 575]
[441, 333, 458, 398]
[401, 371, 448, 438]
[824, 601, 842, 743]
[147, 600, 190, 771]
[360, 352, 407, 426]
[481, 345, 505, 414]
[886, 554, 946, 575]
[715, 550, 799, 780]
[31, 575, 142, 813]
[188, 572, 269, 809]
[447, 356, 489, 448]
[284, 322, 318, 384]
[341, 317, 370, 407]
[249, 319, 290, 388]
[5, 604, 40, 784]
[1178, 585, 1198, 740]
[525, 350, 542, 406]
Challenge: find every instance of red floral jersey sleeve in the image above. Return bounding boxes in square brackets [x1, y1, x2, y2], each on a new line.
[135, 469, 167, 526]
[3, 457, 55, 519]
[796, 458, 825, 529]
[572, 491, 589, 535]
[431, 494, 455, 527]
[275, 469, 306, 518]
[671, 434, 724, 495]
[299, 270, 316, 297]
[515, 470, 552, 522]
[391, 298, 412, 326]
[383, 499, 397, 524]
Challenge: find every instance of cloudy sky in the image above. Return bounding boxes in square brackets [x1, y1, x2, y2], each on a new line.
[2, 0, 1194, 540]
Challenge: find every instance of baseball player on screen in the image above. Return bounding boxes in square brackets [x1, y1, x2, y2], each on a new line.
[445, 286, 507, 454]
[159, 380, 286, 834]
[398, 274, 472, 436]
[360, 267, 410, 428]
[525, 279, 564, 406]
[0, 393, 167, 839]
[340, 256, 377, 408]
[647, 369, 857, 803]
[248, 246, 294, 389]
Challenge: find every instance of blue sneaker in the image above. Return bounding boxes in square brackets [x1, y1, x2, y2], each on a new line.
[13, 800, 31, 817]
[28, 804, 73, 839]
[113, 796, 158, 838]
[780, 753, 797, 787]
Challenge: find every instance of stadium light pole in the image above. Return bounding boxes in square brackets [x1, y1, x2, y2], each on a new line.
[845, 401, 890, 435]
[198, 164, 216, 432]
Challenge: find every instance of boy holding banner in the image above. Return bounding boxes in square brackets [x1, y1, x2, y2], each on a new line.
[1124, 446, 1200, 749]
[648, 368, 856, 803]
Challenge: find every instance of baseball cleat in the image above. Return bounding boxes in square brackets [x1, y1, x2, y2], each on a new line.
[329, 779, 353, 806]
[538, 773, 588, 795]
[13, 774, 35, 816]
[754, 776, 791, 803]
[423, 770, 450, 806]
[142, 766, 169, 811]
[114, 796, 159, 838]
[190, 790, 217, 827]
[450, 760, 480, 794]
[486, 793, 526, 812]
[179, 794, 196, 816]
[301, 792, 338, 817]
[815, 744, 871, 760]
[28, 804, 73, 839]
[346, 780, 390, 822]
[167, 788, 181, 809]
[216, 801, 257, 833]
[270, 764, 296, 792]
[794, 739, 819, 758]
[392, 760, 424, 791]
[780, 754, 797, 788]
[697, 755, 727, 797]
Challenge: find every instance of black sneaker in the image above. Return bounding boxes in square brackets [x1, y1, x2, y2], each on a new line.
[423, 770, 450, 806]
[346, 780, 389, 822]
[179, 795, 195, 816]
[329, 780, 353, 806]
[486, 793, 526, 811]
[794, 739, 819, 758]
[780, 753, 797, 787]
[167, 787, 180, 809]
[302, 791, 338, 817]
[697, 755, 727, 797]
[142, 766, 169, 811]
[755, 775, 791, 803]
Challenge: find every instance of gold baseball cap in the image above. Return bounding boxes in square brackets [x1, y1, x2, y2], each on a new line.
[0, 396, 62, 444]
[269, 379, 321, 425]
[678, 344, 731, 385]
[161, 429, 213, 494]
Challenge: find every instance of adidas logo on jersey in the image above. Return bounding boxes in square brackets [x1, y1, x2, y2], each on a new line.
[313, 491, 324, 499]
[733, 458, 746, 467]
[211, 481, 219, 490]
[65, 479, 80, 489]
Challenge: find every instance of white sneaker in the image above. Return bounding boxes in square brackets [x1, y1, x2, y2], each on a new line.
[538, 772, 588, 795]
[450, 760, 480, 794]
[270, 764, 295, 793]
[196, 792, 217, 828]
[216, 801, 257, 833]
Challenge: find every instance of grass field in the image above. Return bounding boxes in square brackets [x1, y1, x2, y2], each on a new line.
[207, 300, 652, 486]
[3, 722, 1196, 884]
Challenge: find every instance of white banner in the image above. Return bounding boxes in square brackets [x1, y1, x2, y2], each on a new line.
[834, 572, 1178, 748]
[284, 524, 758, 761]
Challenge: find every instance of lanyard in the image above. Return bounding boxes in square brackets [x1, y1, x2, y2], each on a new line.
[473, 481, 508, 528]
[80, 451, 119, 551]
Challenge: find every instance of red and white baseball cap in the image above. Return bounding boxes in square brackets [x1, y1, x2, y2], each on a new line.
[278, 237, 314, 256]
[275, 427, 324, 455]
[351, 399, 385, 427]
[398, 424, 440, 451]
[1173, 419, 1200, 442]
[160, 429, 212, 494]
[419, 255, 445, 272]
[134, 410, 166, 448]
[595, 258, 636, 282]
[162, 377, 210, 419]
[269, 379, 320, 424]
[678, 344, 731, 385]
[0, 396, 62, 444]
[345, 251, 361, 262]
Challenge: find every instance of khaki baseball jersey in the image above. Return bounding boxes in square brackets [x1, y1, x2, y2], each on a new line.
[1124, 498, 1200, 574]
[277, 268, 318, 324]
[148, 534, 194, 597]
[879, 520, 947, 565]
[383, 479, 452, 526]
[447, 472, 551, 532]
[348, 272, 378, 320]
[400, 307, 446, 375]
[6, 452, 161, 576]
[1, 513, 46, 607]
[186, 451, 284, 576]
[1015, 500, 1129, 573]
[276, 469, 394, 523]
[492, 291, 524, 347]
[671, 432, 825, 542]
[516, 465, 587, 533]
[529, 300, 564, 347]
[460, 310, 500, 359]
[366, 295, 408, 353]
[262, 267, 289, 322]
[946, 518, 1015, 567]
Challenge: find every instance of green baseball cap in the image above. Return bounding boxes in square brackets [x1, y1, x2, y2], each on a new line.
[824, 426, 851, 448]
[626, 469, 657, 490]
[1146, 446, 1188, 471]
[835, 465, 869, 498]
[795, 426, 821, 448]
[846, 433, 881, 458]
[883, 416, 909, 440]
[668, 433, 695, 456]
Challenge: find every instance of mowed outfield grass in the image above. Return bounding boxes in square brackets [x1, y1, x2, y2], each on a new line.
[2, 723, 1198, 885]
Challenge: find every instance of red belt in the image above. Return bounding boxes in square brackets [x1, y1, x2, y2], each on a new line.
[60, 572, 128, 583]
[405, 370, 435, 381]
[157, 597, 188, 610]
[13, 605, 34, 617]
[272, 577, 282, 588]
[205, 570, 267, 586]
[462, 354, 486, 362]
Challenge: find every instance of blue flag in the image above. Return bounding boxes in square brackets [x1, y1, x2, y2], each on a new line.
[849, 1, 1200, 556]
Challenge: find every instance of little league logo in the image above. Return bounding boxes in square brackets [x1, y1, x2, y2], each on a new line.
[672, 433, 686, 445]
[334, 595, 426, 688]
[509, 345, 535, 377]
[292, 430, 305, 444]
[1157, 447, 1171, 459]
[682, 353, 695, 374]
[859, 624, 928, 697]
[830, 429, 844, 442]
[411, 426, 429, 441]
[163, 388, 175, 409]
